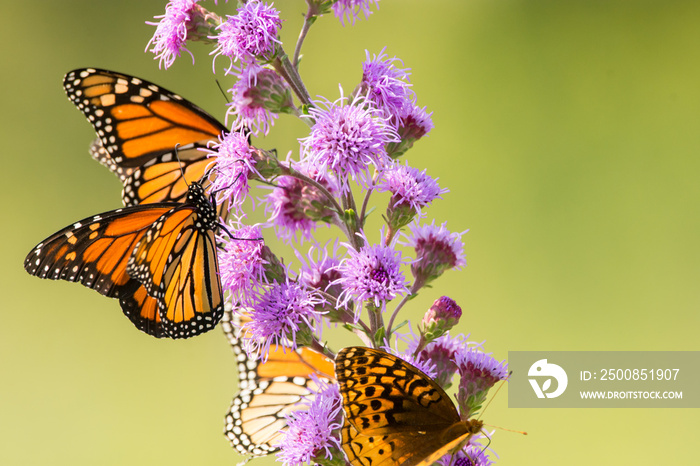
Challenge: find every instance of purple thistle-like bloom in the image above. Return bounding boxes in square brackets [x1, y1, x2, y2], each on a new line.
[243, 279, 325, 359]
[226, 63, 291, 135]
[387, 100, 435, 158]
[263, 163, 338, 243]
[333, 0, 381, 26]
[277, 377, 343, 465]
[401, 220, 467, 289]
[412, 333, 482, 389]
[361, 48, 413, 121]
[300, 93, 399, 193]
[296, 242, 343, 297]
[399, 100, 434, 138]
[145, 0, 201, 69]
[211, 0, 282, 70]
[440, 444, 494, 466]
[217, 223, 266, 306]
[334, 235, 409, 315]
[377, 162, 447, 215]
[455, 349, 508, 417]
[204, 130, 259, 212]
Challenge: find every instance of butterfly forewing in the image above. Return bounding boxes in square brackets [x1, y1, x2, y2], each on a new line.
[64, 68, 225, 168]
[65, 68, 230, 219]
[335, 347, 484, 466]
[24, 206, 171, 297]
[336, 346, 461, 435]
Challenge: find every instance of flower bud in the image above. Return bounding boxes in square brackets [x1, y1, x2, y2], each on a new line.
[421, 296, 462, 341]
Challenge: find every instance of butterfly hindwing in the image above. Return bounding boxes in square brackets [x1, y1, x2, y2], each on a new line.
[127, 183, 223, 339]
[335, 347, 483, 466]
[221, 309, 335, 457]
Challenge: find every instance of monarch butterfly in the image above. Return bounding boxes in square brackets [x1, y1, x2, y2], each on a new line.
[221, 309, 335, 456]
[335, 346, 484, 466]
[24, 181, 224, 339]
[63, 68, 227, 208]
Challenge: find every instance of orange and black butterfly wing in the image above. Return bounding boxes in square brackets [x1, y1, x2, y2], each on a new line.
[335, 347, 481, 466]
[64, 68, 225, 168]
[221, 309, 335, 456]
[24, 205, 173, 298]
[118, 285, 166, 338]
[89, 138, 134, 183]
[127, 183, 223, 338]
[64, 68, 226, 207]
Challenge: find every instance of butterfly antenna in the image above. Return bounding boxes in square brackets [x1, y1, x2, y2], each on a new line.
[173, 143, 190, 187]
[215, 79, 230, 103]
[477, 370, 511, 420]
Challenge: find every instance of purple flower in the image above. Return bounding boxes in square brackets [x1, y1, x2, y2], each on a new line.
[401, 220, 466, 289]
[263, 163, 338, 243]
[421, 296, 462, 340]
[226, 63, 292, 135]
[412, 333, 482, 389]
[377, 162, 447, 231]
[204, 130, 259, 212]
[332, 0, 381, 26]
[211, 0, 282, 70]
[383, 343, 438, 379]
[361, 48, 413, 121]
[440, 444, 494, 466]
[334, 235, 409, 316]
[299, 93, 399, 193]
[242, 279, 325, 359]
[388, 100, 434, 158]
[277, 377, 343, 465]
[296, 243, 342, 296]
[145, 0, 201, 68]
[217, 223, 266, 306]
[455, 349, 508, 417]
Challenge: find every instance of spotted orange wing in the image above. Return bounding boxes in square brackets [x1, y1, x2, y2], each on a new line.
[126, 182, 223, 338]
[221, 309, 335, 457]
[64, 68, 226, 208]
[24, 204, 176, 337]
[335, 346, 483, 466]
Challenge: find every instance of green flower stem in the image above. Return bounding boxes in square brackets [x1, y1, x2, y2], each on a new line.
[385, 291, 414, 337]
[273, 52, 312, 107]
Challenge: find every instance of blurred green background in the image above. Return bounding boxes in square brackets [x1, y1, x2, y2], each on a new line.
[2, 0, 699, 464]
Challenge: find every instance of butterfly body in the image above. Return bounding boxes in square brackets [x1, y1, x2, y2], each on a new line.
[335, 346, 483, 466]
[24, 182, 223, 339]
